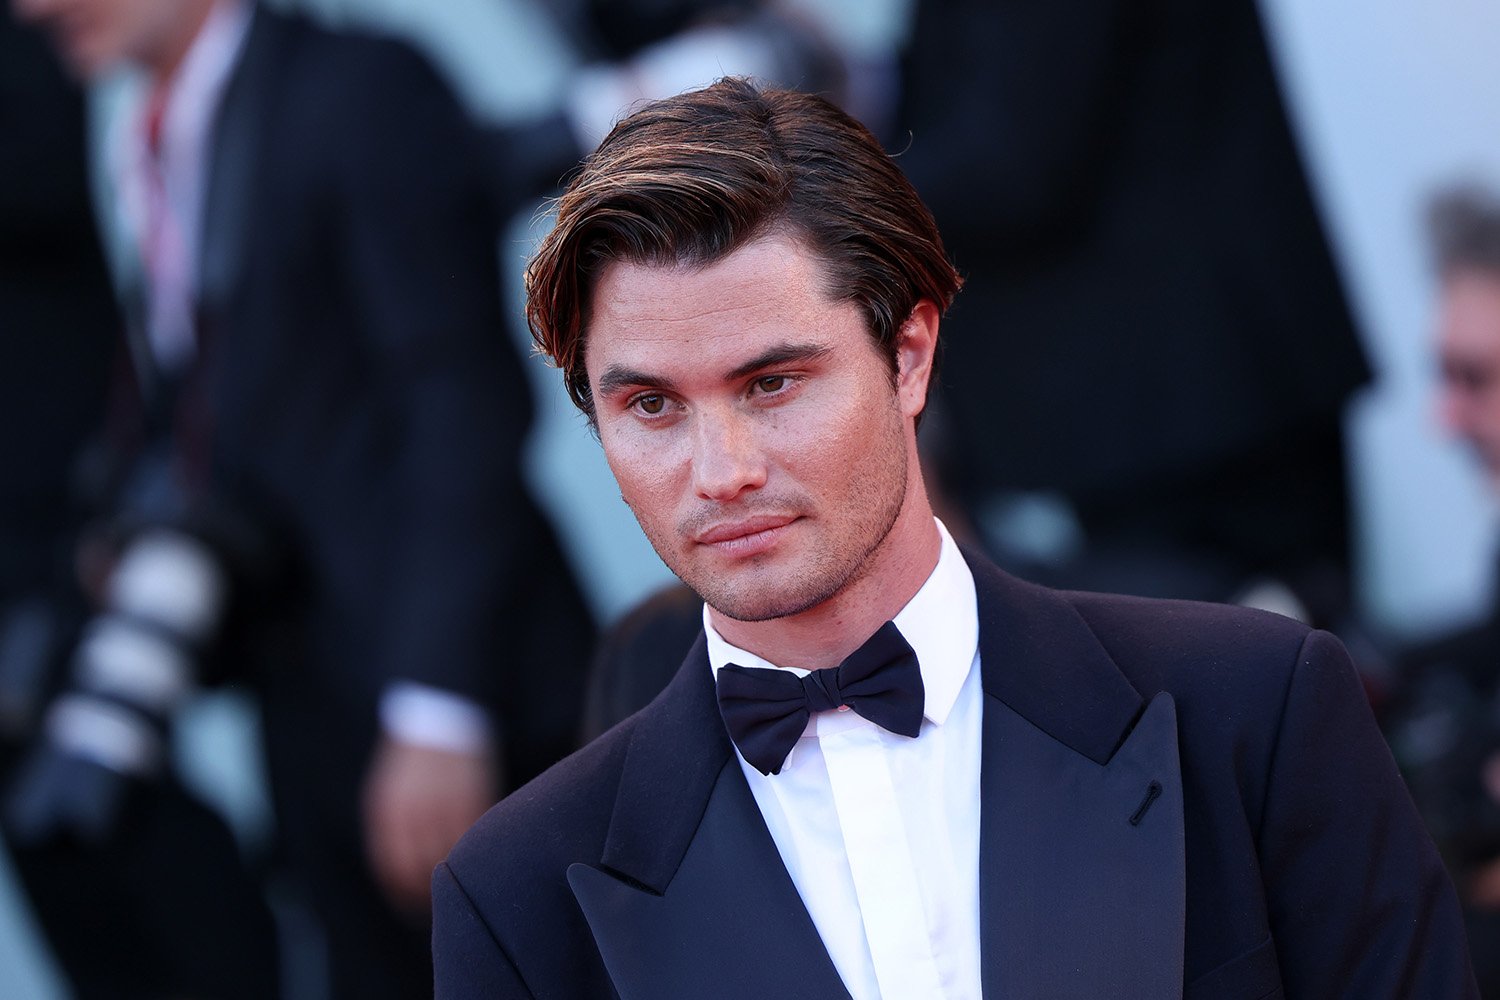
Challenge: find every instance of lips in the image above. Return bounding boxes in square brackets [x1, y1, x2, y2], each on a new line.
[693, 515, 799, 557]
[695, 515, 797, 544]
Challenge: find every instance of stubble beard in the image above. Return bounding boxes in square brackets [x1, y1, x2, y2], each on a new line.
[647, 422, 912, 625]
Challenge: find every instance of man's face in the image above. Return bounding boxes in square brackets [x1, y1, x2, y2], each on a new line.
[585, 235, 932, 624]
[12, 0, 191, 80]
[1437, 268, 1500, 487]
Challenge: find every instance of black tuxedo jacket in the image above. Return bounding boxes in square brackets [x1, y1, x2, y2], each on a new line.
[434, 553, 1476, 999]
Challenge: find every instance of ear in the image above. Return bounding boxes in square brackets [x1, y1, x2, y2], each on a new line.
[895, 299, 940, 420]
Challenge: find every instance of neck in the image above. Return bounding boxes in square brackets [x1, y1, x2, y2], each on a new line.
[709, 468, 942, 670]
[145, 0, 218, 84]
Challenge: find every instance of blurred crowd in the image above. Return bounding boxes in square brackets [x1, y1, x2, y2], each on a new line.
[1, 0, 1497, 997]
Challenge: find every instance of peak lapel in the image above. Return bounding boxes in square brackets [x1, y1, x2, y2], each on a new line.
[969, 554, 1185, 999]
[569, 637, 851, 1000]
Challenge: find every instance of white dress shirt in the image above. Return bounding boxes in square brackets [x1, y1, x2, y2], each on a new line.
[110, 0, 252, 374]
[705, 519, 983, 1000]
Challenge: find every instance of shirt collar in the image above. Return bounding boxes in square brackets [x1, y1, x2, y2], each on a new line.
[704, 518, 980, 728]
[112, 0, 253, 206]
[152, 0, 253, 163]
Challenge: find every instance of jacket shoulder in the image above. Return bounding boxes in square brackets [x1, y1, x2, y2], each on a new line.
[1061, 588, 1316, 706]
[449, 720, 632, 886]
[1054, 587, 1338, 834]
[436, 719, 640, 995]
[437, 720, 632, 986]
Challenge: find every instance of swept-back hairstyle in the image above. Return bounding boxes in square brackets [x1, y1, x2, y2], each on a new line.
[526, 77, 962, 420]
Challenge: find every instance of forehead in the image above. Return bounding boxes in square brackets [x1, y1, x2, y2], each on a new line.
[583, 235, 860, 375]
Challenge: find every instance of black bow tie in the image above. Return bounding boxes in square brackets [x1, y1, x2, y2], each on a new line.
[715, 621, 925, 776]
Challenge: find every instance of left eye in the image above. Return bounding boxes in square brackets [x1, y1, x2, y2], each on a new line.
[755, 375, 786, 393]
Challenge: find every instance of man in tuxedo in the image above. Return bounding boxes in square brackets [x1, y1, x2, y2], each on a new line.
[432, 79, 1477, 998]
[10, 0, 592, 996]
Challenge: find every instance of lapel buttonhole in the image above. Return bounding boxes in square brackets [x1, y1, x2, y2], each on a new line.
[1129, 780, 1164, 826]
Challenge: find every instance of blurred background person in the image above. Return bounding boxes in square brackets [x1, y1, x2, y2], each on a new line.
[3, 0, 592, 997]
[0, 8, 279, 1000]
[1432, 188, 1500, 495]
[897, 0, 1368, 633]
[1383, 183, 1500, 998]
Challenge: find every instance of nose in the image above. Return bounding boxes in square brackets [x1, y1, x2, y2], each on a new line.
[690, 407, 767, 501]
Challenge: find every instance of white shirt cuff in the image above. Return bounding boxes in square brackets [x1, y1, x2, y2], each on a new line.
[379, 682, 494, 754]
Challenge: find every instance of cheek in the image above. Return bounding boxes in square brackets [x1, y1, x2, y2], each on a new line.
[814, 379, 900, 446]
[601, 428, 686, 510]
[766, 398, 895, 493]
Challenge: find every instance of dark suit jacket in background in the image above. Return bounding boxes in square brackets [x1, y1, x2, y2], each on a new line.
[434, 552, 1477, 999]
[0, 13, 283, 1000]
[0, 7, 114, 600]
[899, 0, 1368, 600]
[109, 6, 593, 995]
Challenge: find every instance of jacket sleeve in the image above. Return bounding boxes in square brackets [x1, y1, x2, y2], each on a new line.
[432, 861, 534, 999]
[335, 40, 537, 707]
[1256, 629, 1479, 998]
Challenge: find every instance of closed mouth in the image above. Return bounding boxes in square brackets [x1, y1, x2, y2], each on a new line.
[694, 515, 799, 546]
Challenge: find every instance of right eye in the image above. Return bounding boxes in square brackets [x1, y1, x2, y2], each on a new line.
[632, 394, 666, 415]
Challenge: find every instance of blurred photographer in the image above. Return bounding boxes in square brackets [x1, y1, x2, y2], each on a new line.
[1384, 184, 1500, 998]
[9, 0, 594, 996]
[0, 8, 280, 998]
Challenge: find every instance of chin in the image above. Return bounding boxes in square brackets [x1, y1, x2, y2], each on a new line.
[695, 565, 849, 625]
[703, 593, 808, 625]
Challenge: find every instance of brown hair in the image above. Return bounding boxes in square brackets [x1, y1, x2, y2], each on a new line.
[525, 76, 963, 420]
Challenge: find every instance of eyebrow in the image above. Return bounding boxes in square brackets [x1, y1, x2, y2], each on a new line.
[595, 342, 834, 399]
[595, 365, 678, 400]
[725, 343, 833, 381]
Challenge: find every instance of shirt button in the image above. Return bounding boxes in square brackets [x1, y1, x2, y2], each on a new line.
[837, 704, 850, 712]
